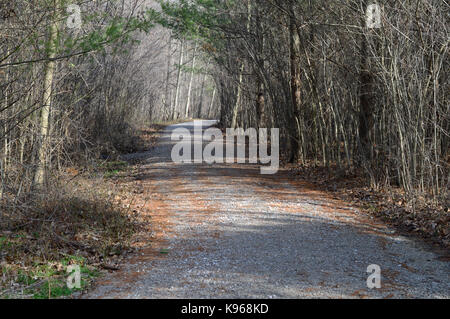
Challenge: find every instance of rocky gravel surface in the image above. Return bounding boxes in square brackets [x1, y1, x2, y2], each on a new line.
[84, 121, 449, 299]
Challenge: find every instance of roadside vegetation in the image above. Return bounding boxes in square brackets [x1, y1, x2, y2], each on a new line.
[0, 123, 161, 298]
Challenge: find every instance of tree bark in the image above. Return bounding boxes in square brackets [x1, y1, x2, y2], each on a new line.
[173, 39, 184, 121]
[231, 0, 251, 129]
[288, 3, 302, 163]
[230, 63, 244, 129]
[34, 2, 60, 189]
[164, 35, 173, 118]
[185, 42, 198, 118]
[255, 6, 266, 130]
[358, 1, 380, 165]
[208, 87, 216, 119]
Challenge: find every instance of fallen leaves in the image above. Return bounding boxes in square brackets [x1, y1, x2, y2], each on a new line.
[291, 163, 449, 249]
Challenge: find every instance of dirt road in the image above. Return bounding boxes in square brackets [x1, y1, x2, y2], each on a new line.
[84, 121, 449, 299]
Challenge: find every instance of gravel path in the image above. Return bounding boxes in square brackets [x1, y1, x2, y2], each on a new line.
[84, 121, 449, 299]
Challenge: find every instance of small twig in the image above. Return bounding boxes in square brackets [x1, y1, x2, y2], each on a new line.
[100, 264, 120, 271]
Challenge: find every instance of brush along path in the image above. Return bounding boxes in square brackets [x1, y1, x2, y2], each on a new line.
[83, 121, 449, 299]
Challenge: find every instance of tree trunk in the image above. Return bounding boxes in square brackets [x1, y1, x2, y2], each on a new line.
[288, 4, 302, 163]
[255, 6, 266, 129]
[197, 73, 207, 118]
[173, 39, 184, 121]
[358, 38, 375, 163]
[358, 1, 380, 165]
[208, 87, 216, 119]
[185, 42, 198, 118]
[164, 35, 173, 119]
[230, 63, 244, 129]
[231, 0, 251, 129]
[34, 2, 60, 189]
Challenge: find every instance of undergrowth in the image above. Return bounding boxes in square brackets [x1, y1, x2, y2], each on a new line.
[291, 163, 449, 249]
[0, 169, 137, 298]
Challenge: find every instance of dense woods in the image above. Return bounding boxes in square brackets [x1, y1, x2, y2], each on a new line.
[160, 0, 448, 199]
[1, 1, 161, 193]
[1, 0, 448, 202]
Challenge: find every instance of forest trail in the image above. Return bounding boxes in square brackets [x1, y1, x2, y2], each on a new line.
[84, 121, 449, 299]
